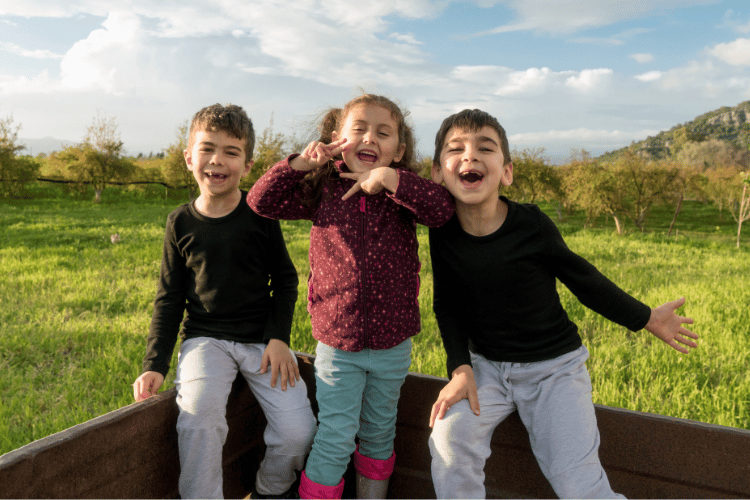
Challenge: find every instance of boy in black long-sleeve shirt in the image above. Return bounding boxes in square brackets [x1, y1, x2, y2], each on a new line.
[132, 104, 315, 499]
[427, 109, 698, 499]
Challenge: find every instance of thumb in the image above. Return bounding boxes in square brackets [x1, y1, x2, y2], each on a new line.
[468, 388, 480, 416]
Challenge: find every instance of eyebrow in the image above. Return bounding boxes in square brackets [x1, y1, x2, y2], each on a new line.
[446, 135, 499, 146]
[351, 119, 395, 131]
[197, 141, 243, 151]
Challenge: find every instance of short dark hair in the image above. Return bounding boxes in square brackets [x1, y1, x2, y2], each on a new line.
[433, 109, 511, 166]
[188, 104, 255, 160]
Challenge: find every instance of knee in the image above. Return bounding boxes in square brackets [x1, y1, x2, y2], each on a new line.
[429, 406, 483, 463]
[267, 407, 317, 454]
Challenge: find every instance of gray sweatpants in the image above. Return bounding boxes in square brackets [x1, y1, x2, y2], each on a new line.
[429, 346, 624, 499]
[174, 337, 317, 499]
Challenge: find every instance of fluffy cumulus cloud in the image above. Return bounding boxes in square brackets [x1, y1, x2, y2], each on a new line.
[709, 38, 750, 67]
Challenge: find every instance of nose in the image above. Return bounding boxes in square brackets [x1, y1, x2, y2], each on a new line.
[462, 144, 478, 162]
[362, 129, 376, 144]
[210, 152, 222, 165]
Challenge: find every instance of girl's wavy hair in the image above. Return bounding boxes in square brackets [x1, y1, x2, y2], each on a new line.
[302, 93, 417, 206]
[188, 104, 255, 160]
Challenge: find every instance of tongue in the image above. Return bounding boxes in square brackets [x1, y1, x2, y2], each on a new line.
[358, 152, 377, 163]
[460, 173, 482, 184]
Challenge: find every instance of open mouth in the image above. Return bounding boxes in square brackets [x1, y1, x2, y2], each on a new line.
[206, 172, 228, 180]
[357, 150, 378, 164]
[459, 171, 484, 185]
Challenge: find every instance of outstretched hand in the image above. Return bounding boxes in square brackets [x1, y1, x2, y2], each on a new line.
[429, 365, 480, 428]
[289, 138, 349, 172]
[644, 297, 698, 354]
[340, 167, 399, 200]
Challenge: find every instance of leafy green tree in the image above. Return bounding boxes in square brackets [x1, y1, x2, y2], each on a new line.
[563, 152, 680, 234]
[242, 122, 286, 189]
[59, 114, 135, 202]
[732, 172, 750, 248]
[162, 122, 197, 198]
[0, 115, 41, 198]
[508, 147, 562, 205]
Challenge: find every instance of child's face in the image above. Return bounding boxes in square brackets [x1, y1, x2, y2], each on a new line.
[184, 129, 253, 199]
[333, 104, 406, 174]
[432, 125, 513, 208]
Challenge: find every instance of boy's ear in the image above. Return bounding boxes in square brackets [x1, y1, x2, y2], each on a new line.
[183, 149, 193, 170]
[241, 159, 254, 177]
[431, 162, 443, 184]
[501, 162, 514, 187]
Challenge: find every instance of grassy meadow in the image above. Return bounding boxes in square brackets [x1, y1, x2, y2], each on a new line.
[1, 183, 749, 455]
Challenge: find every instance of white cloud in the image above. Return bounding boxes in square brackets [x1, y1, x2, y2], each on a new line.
[565, 68, 613, 91]
[0, 42, 63, 60]
[60, 12, 141, 92]
[472, 0, 718, 36]
[630, 53, 655, 63]
[494, 67, 612, 95]
[635, 70, 662, 82]
[389, 32, 424, 44]
[709, 38, 750, 66]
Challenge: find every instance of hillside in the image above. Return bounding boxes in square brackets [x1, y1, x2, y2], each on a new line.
[599, 100, 750, 161]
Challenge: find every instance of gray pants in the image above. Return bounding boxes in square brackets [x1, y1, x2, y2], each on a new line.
[174, 338, 317, 499]
[429, 346, 624, 499]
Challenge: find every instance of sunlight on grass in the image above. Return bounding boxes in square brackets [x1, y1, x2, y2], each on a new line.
[1, 188, 749, 455]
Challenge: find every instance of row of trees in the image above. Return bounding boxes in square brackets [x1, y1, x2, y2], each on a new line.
[503, 147, 750, 247]
[2, 113, 750, 246]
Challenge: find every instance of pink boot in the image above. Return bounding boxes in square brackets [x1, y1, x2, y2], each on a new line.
[353, 446, 395, 499]
[298, 470, 345, 500]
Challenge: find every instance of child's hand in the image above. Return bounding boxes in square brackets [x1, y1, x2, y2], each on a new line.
[429, 364, 480, 428]
[133, 371, 165, 402]
[340, 167, 399, 200]
[290, 138, 349, 172]
[644, 297, 698, 354]
[260, 339, 300, 391]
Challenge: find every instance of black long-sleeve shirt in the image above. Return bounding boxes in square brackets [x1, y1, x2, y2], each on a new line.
[142, 194, 298, 376]
[430, 197, 651, 378]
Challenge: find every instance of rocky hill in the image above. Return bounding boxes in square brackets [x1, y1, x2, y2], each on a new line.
[599, 100, 750, 161]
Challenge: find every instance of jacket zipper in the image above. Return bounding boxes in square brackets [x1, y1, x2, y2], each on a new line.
[359, 196, 368, 349]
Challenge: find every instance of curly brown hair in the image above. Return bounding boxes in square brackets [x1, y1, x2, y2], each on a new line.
[187, 104, 255, 160]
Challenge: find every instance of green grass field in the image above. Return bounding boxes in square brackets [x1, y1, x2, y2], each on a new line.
[1, 184, 749, 455]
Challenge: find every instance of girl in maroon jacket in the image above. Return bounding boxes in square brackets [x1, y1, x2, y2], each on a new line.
[248, 94, 454, 499]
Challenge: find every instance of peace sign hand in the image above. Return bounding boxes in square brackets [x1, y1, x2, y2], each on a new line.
[290, 138, 349, 172]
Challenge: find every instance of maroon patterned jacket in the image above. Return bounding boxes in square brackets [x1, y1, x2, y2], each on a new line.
[247, 156, 454, 351]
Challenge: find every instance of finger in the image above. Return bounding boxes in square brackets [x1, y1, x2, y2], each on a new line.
[341, 180, 363, 200]
[279, 364, 289, 391]
[327, 137, 349, 157]
[260, 355, 269, 375]
[429, 403, 440, 428]
[468, 390, 481, 416]
[676, 334, 698, 348]
[270, 364, 278, 389]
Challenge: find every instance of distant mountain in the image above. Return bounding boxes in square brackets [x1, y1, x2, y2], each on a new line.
[599, 100, 750, 161]
[18, 137, 73, 157]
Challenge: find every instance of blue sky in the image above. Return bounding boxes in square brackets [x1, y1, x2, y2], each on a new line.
[1, 0, 749, 163]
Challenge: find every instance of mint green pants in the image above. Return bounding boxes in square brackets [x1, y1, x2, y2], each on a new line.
[304, 339, 412, 487]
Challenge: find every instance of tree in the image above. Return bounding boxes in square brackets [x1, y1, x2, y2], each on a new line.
[675, 138, 750, 172]
[0, 115, 40, 198]
[729, 172, 750, 248]
[60, 113, 135, 202]
[563, 152, 680, 234]
[508, 147, 562, 204]
[242, 120, 286, 189]
[162, 122, 197, 198]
